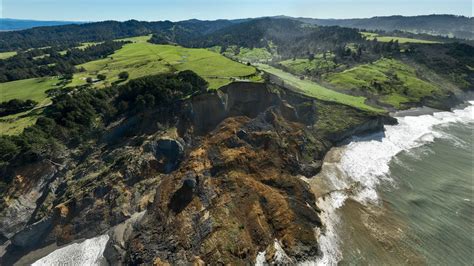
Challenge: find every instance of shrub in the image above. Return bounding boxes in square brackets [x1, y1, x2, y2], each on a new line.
[118, 71, 129, 80]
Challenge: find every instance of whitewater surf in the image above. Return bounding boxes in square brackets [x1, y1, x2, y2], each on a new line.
[306, 101, 474, 265]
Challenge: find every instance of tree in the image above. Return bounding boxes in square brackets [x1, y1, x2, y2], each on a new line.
[63, 73, 74, 80]
[97, 74, 107, 81]
[118, 71, 129, 80]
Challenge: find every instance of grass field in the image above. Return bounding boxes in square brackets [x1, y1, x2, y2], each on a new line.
[257, 64, 382, 112]
[0, 77, 61, 135]
[279, 53, 336, 75]
[69, 36, 258, 89]
[361, 32, 440, 44]
[0, 109, 43, 135]
[0, 51, 17, 60]
[1, 77, 60, 105]
[325, 58, 442, 108]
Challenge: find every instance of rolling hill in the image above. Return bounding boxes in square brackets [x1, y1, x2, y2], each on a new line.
[291, 15, 474, 40]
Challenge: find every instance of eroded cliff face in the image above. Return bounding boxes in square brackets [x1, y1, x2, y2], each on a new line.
[0, 82, 392, 265]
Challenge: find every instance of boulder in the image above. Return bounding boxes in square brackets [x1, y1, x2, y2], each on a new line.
[146, 138, 184, 174]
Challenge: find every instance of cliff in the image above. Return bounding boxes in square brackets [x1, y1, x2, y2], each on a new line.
[0, 82, 394, 265]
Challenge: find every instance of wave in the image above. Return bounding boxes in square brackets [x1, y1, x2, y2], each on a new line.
[307, 101, 474, 265]
[32, 234, 109, 266]
[340, 101, 473, 203]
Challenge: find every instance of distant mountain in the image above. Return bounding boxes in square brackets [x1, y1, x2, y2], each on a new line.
[0, 18, 83, 31]
[287, 15, 474, 40]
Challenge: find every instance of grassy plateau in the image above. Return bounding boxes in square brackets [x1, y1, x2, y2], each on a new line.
[257, 64, 382, 112]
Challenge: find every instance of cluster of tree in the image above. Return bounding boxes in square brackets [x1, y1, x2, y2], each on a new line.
[0, 70, 207, 171]
[332, 39, 401, 63]
[116, 70, 207, 113]
[0, 41, 126, 82]
[407, 42, 474, 89]
[152, 18, 365, 60]
[0, 19, 235, 52]
[0, 99, 38, 116]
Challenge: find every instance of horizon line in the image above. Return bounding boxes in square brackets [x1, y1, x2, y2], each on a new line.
[2, 13, 471, 24]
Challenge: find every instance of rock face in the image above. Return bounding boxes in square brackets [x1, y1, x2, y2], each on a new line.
[189, 82, 281, 134]
[126, 111, 324, 264]
[0, 161, 58, 240]
[146, 138, 185, 174]
[0, 82, 394, 265]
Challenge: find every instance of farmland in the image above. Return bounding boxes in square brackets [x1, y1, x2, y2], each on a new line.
[257, 64, 382, 112]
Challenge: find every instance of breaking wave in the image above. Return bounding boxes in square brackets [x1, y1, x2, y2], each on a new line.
[306, 101, 474, 265]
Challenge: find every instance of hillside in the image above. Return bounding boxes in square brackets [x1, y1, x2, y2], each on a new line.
[0, 19, 236, 51]
[292, 15, 474, 40]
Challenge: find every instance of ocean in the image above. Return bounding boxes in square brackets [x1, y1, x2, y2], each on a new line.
[305, 101, 473, 265]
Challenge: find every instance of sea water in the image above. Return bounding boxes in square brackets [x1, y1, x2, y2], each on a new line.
[306, 102, 473, 265]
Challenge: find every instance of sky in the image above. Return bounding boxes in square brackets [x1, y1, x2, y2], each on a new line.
[1, 0, 472, 22]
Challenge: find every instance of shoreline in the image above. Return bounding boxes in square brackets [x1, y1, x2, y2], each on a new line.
[311, 100, 473, 265]
[392, 94, 474, 118]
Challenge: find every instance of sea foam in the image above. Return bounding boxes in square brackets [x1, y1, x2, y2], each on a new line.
[32, 234, 109, 266]
[340, 101, 473, 203]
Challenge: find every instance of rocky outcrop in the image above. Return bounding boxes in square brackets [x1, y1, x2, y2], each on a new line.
[103, 211, 147, 265]
[0, 161, 57, 241]
[124, 111, 324, 264]
[145, 138, 185, 174]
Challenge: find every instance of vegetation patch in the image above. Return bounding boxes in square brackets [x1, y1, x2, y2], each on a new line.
[0, 51, 17, 60]
[0, 77, 60, 105]
[258, 64, 382, 112]
[0, 77, 61, 135]
[361, 32, 440, 44]
[0, 109, 43, 136]
[325, 58, 444, 108]
[235, 47, 273, 63]
[69, 36, 258, 89]
[279, 53, 336, 76]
